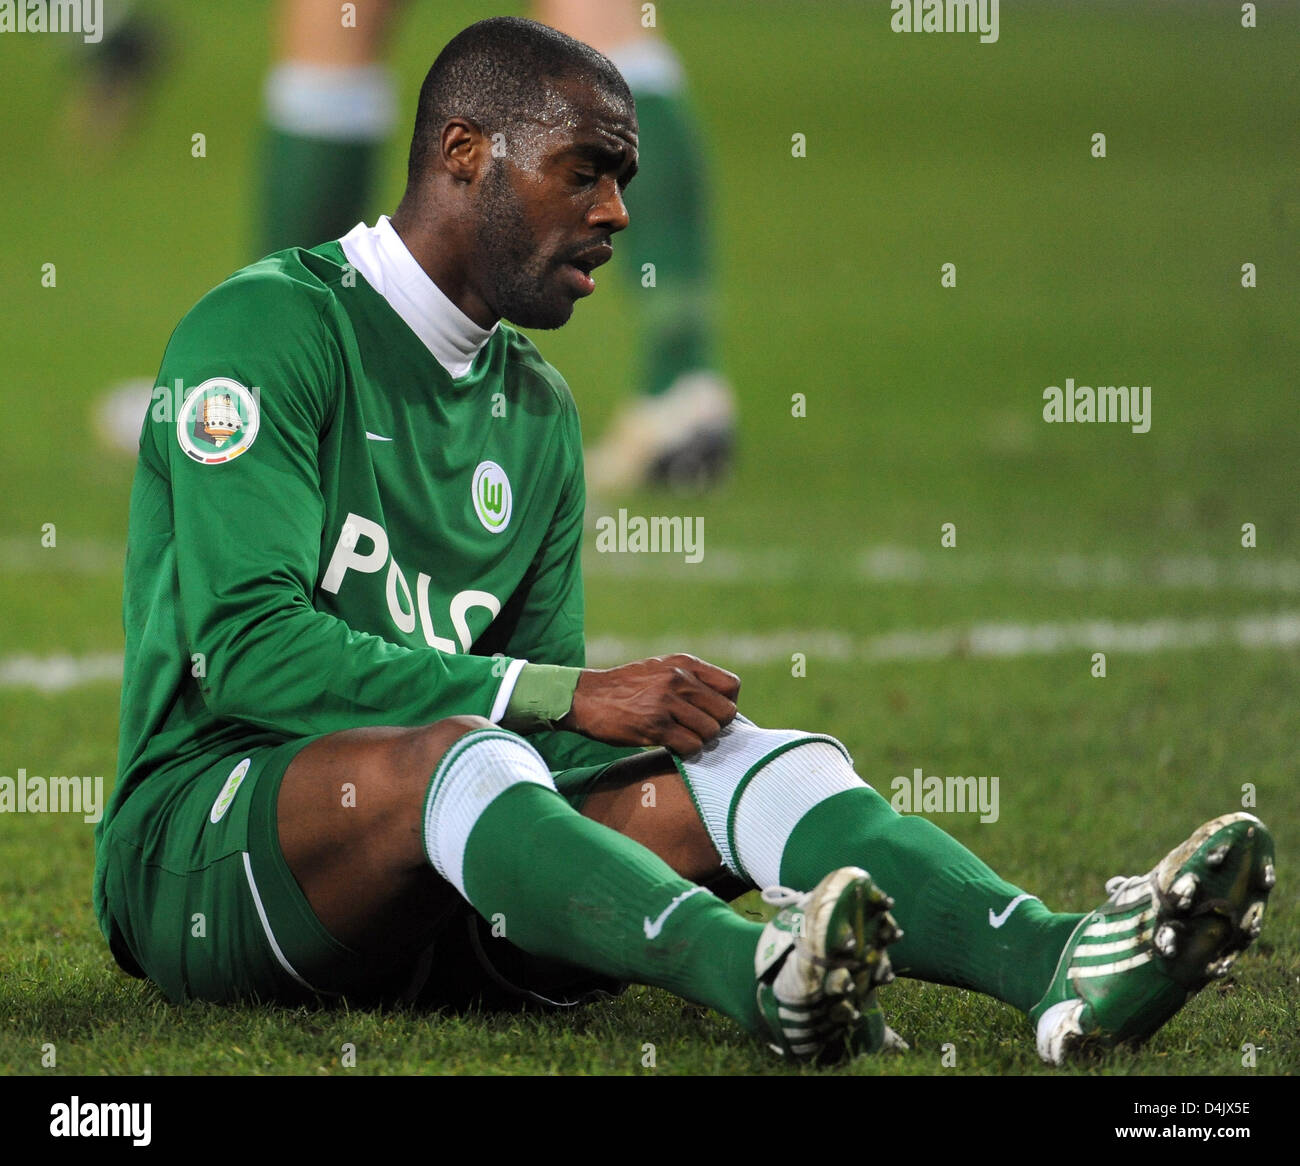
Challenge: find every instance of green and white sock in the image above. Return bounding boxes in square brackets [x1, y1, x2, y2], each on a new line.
[608, 39, 717, 397]
[781, 786, 1083, 1012]
[259, 62, 396, 255]
[423, 729, 762, 1032]
[678, 722, 1083, 1012]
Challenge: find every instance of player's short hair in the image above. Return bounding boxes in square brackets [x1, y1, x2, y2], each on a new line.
[406, 16, 633, 183]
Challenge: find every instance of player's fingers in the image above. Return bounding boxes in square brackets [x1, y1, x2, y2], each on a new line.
[661, 722, 705, 757]
[672, 671, 737, 727]
[666, 694, 722, 748]
[675, 656, 741, 702]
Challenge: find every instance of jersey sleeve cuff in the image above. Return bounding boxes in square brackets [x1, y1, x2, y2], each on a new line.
[499, 663, 582, 732]
[488, 657, 530, 724]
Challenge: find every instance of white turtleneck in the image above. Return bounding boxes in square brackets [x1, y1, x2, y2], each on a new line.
[338, 216, 498, 380]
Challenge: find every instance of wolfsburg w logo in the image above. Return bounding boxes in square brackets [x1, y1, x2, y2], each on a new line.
[472, 461, 512, 533]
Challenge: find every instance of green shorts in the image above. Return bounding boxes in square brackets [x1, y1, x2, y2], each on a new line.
[97, 738, 623, 1008]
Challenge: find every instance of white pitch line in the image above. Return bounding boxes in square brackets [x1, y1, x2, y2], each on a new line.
[0, 538, 124, 573]
[3, 610, 1297, 692]
[5, 536, 1299, 594]
[855, 546, 1300, 594]
[584, 544, 1300, 593]
[585, 610, 1300, 667]
[0, 652, 124, 692]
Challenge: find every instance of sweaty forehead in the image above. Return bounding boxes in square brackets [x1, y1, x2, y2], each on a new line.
[526, 77, 637, 149]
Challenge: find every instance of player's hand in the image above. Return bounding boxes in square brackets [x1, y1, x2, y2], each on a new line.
[560, 653, 740, 755]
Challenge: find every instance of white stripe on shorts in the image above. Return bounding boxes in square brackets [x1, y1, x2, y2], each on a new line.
[241, 851, 322, 994]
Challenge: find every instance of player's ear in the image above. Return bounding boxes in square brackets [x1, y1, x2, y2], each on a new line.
[440, 118, 487, 184]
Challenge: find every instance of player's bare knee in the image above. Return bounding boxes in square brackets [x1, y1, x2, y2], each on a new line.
[583, 763, 726, 882]
[665, 819, 725, 883]
[340, 718, 499, 852]
[402, 715, 495, 774]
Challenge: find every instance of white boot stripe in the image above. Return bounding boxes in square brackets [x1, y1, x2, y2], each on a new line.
[1073, 928, 1153, 957]
[1068, 950, 1154, 978]
[1082, 909, 1156, 938]
[1111, 881, 1155, 907]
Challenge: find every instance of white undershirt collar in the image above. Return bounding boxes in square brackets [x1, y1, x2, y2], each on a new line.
[338, 215, 497, 379]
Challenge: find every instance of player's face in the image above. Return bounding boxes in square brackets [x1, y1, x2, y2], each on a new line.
[473, 82, 638, 330]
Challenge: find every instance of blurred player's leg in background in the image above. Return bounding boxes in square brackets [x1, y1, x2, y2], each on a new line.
[93, 0, 405, 456]
[535, 0, 736, 493]
[97, 2, 737, 485]
[261, 0, 404, 254]
[81, 1, 176, 455]
[63, 0, 166, 153]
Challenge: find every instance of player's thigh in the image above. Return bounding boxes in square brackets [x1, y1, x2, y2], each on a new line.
[562, 749, 726, 883]
[275, 717, 491, 952]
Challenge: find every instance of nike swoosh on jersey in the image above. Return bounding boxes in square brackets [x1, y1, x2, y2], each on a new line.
[643, 885, 709, 940]
[988, 892, 1040, 929]
[365, 432, 393, 442]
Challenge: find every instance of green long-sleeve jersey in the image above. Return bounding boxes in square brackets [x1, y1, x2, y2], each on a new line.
[95, 238, 631, 926]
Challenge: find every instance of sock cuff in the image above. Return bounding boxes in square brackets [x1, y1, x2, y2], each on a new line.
[422, 729, 555, 898]
[675, 716, 860, 883]
[731, 741, 867, 888]
[265, 62, 398, 142]
[605, 36, 685, 96]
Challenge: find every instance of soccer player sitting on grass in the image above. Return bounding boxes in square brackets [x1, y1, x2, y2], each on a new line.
[95, 17, 1275, 1065]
